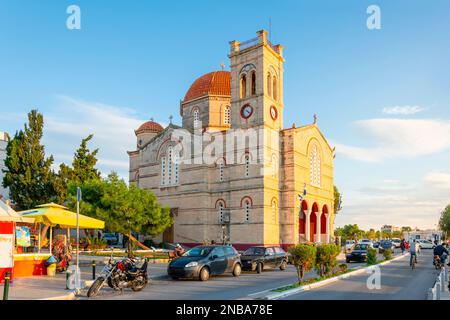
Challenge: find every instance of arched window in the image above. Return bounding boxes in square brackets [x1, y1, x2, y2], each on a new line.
[240, 74, 247, 99]
[161, 146, 180, 186]
[218, 201, 225, 223]
[244, 155, 250, 177]
[160, 156, 166, 186]
[273, 76, 277, 101]
[224, 106, 231, 125]
[193, 109, 200, 129]
[244, 200, 251, 222]
[271, 199, 278, 224]
[251, 71, 256, 96]
[309, 144, 321, 187]
[217, 159, 225, 182]
[267, 73, 272, 97]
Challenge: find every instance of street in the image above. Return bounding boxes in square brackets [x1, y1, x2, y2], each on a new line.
[283, 249, 440, 300]
[78, 252, 393, 300]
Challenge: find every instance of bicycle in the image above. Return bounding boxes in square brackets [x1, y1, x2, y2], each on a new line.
[410, 253, 417, 270]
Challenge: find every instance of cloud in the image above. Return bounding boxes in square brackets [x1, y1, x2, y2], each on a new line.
[424, 172, 450, 190]
[335, 174, 448, 230]
[382, 105, 425, 115]
[41, 96, 158, 179]
[333, 118, 450, 162]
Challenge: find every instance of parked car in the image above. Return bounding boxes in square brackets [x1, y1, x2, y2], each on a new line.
[359, 239, 374, 248]
[240, 246, 288, 273]
[102, 232, 119, 246]
[346, 244, 369, 263]
[345, 240, 356, 253]
[378, 240, 395, 253]
[167, 245, 242, 281]
[373, 241, 380, 248]
[416, 239, 435, 249]
[391, 238, 401, 248]
[162, 243, 191, 252]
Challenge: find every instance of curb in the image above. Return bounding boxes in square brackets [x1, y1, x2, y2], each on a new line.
[256, 253, 408, 300]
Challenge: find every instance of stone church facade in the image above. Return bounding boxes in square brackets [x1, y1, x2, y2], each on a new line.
[128, 30, 336, 250]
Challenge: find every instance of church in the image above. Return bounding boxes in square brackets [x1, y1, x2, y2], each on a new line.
[128, 30, 336, 250]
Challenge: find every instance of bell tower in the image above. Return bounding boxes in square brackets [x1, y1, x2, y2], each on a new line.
[228, 30, 284, 131]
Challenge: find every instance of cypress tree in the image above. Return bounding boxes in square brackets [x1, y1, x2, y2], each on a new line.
[3, 110, 55, 210]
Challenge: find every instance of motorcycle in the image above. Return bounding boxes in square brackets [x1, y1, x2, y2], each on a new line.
[87, 252, 149, 298]
[433, 255, 444, 270]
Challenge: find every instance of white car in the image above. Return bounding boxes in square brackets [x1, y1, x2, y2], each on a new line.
[359, 239, 374, 248]
[391, 238, 401, 248]
[416, 239, 435, 249]
[345, 240, 356, 253]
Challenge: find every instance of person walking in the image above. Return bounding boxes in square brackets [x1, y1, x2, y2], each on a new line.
[400, 238, 406, 255]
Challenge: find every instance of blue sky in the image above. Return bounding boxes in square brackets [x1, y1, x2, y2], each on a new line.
[1, 0, 449, 229]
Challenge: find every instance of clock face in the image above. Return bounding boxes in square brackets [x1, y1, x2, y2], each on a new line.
[270, 106, 278, 120]
[241, 104, 253, 119]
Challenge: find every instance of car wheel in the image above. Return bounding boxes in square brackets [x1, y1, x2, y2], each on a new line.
[256, 262, 263, 274]
[170, 276, 179, 280]
[232, 264, 241, 277]
[346, 259, 350, 263]
[199, 267, 210, 281]
[280, 260, 287, 271]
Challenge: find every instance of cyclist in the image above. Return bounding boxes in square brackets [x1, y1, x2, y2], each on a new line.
[410, 239, 419, 267]
[433, 242, 450, 266]
[400, 239, 406, 255]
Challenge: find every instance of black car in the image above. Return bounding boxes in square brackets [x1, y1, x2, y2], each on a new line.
[167, 245, 242, 281]
[346, 244, 369, 263]
[240, 246, 288, 273]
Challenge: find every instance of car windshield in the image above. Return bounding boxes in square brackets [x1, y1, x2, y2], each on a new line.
[183, 246, 213, 257]
[354, 244, 368, 250]
[243, 247, 266, 255]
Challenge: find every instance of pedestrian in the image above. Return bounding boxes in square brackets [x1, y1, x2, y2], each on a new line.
[400, 238, 406, 255]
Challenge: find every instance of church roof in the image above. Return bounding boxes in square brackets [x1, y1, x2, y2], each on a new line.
[183, 71, 231, 103]
[135, 120, 164, 135]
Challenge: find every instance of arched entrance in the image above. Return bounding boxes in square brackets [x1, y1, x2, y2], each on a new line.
[321, 205, 328, 243]
[299, 200, 308, 241]
[311, 203, 319, 242]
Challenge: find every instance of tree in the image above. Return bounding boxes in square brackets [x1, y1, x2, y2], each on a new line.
[288, 244, 316, 283]
[54, 134, 100, 203]
[71, 134, 100, 184]
[333, 185, 342, 214]
[314, 243, 340, 277]
[2, 110, 56, 210]
[67, 173, 173, 238]
[334, 224, 364, 240]
[439, 205, 450, 238]
[366, 229, 376, 240]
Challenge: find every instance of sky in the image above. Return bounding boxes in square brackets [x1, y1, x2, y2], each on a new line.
[0, 0, 449, 230]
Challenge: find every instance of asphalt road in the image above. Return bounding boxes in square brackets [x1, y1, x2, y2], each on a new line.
[78, 253, 378, 300]
[283, 249, 440, 300]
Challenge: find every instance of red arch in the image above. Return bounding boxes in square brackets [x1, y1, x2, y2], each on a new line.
[240, 196, 253, 207]
[310, 203, 319, 240]
[321, 205, 328, 234]
[299, 200, 308, 235]
[215, 199, 226, 209]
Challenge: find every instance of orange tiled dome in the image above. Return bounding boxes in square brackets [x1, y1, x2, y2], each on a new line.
[183, 71, 231, 102]
[135, 120, 164, 135]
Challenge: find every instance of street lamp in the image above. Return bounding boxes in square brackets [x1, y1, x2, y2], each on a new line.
[297, 183, 307, 218]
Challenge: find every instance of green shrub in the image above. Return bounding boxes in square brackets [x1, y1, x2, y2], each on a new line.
[367, 248, 378, 265]
[315, 244, 341, 277]
[383, 248, 393, 260]
[288, 244, 317, 283]
[338, 263, 348, 273]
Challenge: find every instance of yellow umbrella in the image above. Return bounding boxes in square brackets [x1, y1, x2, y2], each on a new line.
[18, 203, 105, 229]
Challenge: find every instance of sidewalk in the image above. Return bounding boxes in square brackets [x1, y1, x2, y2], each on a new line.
[1, 262, 169, 300]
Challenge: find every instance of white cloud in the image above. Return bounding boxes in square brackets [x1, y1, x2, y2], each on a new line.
[333, 118, 450, 162]
[41, 96, 160, 179]
[335, 174, 448, 230]
[382, 105, 425, 115]
[424, 172, 450, 190]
